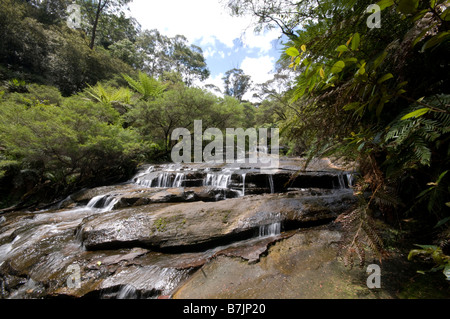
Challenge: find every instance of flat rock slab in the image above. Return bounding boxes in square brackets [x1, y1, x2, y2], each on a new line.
[173, 225, 394, 299]
[80, 190, 356, 251]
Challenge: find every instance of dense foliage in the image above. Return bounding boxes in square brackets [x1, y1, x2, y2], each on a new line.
[226, 0, 449, 276]
[0, 0, 260, 208]
[1, 0, 448, 282]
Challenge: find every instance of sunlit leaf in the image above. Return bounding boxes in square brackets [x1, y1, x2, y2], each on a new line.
[319, 67, 325, 79]
[331, 60, 345, 74]
[351, 33, 360, 51]
[377, 0, 395, 10]
[286, 47, 300, 57]
[401, 108, 430, 120]
[336, 45, 348, 53]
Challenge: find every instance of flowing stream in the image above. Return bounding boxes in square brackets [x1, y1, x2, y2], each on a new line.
[0, 159, 357, 299]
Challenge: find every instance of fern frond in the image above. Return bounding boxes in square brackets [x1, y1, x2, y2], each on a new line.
[337, 203, 386, 268]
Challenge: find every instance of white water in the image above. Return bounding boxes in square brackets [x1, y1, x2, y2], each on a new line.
[133, 164, 186, 188]
[173, 173, 184, 188]
[204, 172, 232, 188]
[241, 173, 246, 196]
[87, 195, 118, 212]
[268, 174, 274, 194]
[116, 284, 138, 299]
[259, 222, 281, 237]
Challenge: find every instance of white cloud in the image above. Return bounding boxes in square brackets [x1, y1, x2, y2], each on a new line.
[203, 47, 216, 59]
[129, 0, 252, 48]
[200, 73, 225, 97]
[241, 55, 275, 85]
[129, 0, 282, 103]
[129, 0, 280, 50]
[242, 29, 281, 53]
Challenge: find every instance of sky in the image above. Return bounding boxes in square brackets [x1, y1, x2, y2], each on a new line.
[128, 0, 287, 101]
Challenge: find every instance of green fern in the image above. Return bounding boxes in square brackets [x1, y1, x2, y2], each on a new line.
[122, 72, 167, 101]
[83, 83, 132, 108]
[384, 95, 450, 169]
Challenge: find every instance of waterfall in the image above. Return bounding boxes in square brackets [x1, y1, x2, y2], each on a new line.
[335, 173, 355, 189]
[156, 172, 171, 188]
[135, 171, 185, 188]
[259, 222, 281, 237]
[241, 173, 246, 196]
[116, 284, 138, 299]
[204, 171, 232, 189]
[87, 195, 118, 212]
[268, 174, 274, 194]
[346, 173, 354, 187]
[337, 174, 346, 189]
[173, 173, 184, 188]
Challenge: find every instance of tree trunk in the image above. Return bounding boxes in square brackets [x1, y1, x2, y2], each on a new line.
[89, 0, 104, 49]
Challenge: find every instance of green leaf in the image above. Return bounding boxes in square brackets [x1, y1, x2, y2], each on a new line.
[377, 73, 394, 84]
[422, 31, 450, 51]
[400, 108, 430, 120]
[344, 57, 358, 64]
[396, 81, 408, 89]
[434, 216, 450, 229]
[331, 60, 345, 74]
[376, 0, 395, 10]
[436, 170, 449, 185]
[440, 7, 450, 21]
[286, 47, 300, 57]
[301, 45, 307, 52]
[373, 51, 388, 70]
[397, 0, 419, 14]
[376, 100, 385, 117]
[412, 25, 435, 47]
[343, 102, 360, 111]
[336, 45, 348, 57]
[351, 33, 360, 51]
[358, 65, 366, 75]
[336, 45, 348, 53]
[444, 264, 450, 280]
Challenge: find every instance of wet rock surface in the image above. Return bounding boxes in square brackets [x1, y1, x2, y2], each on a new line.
[0, 158, 393, 299]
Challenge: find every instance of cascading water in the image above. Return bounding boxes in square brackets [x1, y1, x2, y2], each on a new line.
[268, 174, 274, 194]
[173, 173, 185, 188]
[87, 195, 118, 212]
[203, 172, 232, 188]
[134, 165, 185, 188]
[259, 222, 281, 237]
[334, 173, 356, 189]
[116, 284, 138, 299]
[346, 173, 355, 187]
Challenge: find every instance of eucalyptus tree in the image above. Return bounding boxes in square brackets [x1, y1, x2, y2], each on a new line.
[222, 68, 252, 102]
[136, 30, 210, 86]
[74, 0, 135, 49]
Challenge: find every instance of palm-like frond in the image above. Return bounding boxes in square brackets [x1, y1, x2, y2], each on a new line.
[122, 72, 167, 101]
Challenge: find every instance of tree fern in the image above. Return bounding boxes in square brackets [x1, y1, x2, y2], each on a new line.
[122, 72, 167, 101]
[83, 83, 132, 110]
